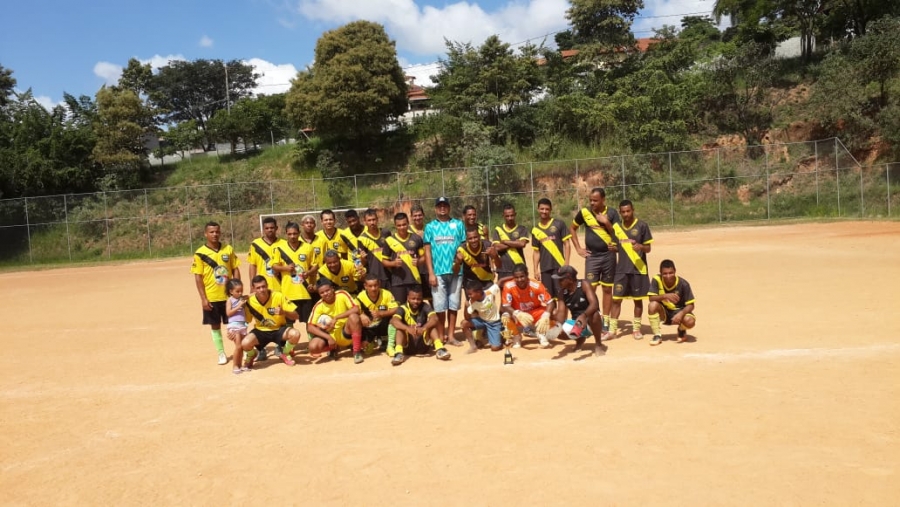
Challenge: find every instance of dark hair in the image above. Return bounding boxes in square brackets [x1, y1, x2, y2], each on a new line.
[250, 275, 267, 286]
[512, 263, 528, 275]
[410, 204, 424, 214]
[619, 199, 634, 209]
[660, 259, 676, 271]
[464, 280, 485, 292]
[320, 209, 335, 219]
[323, 249, 339, 260]
[466, 228, 481, 238]
[205, 221, 220, 229]
[262, 217, 277, 226]
[226, 278, 243, 294]
[538, 198, 552, 207]
[344, 209, 359, 219]
[463, 205, 476, 214]
[365, 272, 381, 282]
[394, 212, 409, 222]
[502, 203, 515, 212]
[590, 187, 606, 197]
[407, 284, 423, 295]
[285, 221, 300, 233]
[317, 278, 335, 289]
[364, 208, 378, 219]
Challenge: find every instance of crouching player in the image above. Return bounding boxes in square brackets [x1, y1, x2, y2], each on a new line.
[461, 280, 504, 353]
[647, 259, 696, 346]
[500, 264, 553, 348]
[307, 280, 366, 364]
[356, 274, 399, 355]
[241, 276, 302, 368]
[550, 266, 608, 356]
[388, 285, 451, 365]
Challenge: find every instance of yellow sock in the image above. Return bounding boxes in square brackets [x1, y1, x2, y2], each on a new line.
[395, 344, 404, 354]
[603, 315, 610, 327]
[609, 318, 618, 335]
[434, 339, 445, 350]
[633, 318, 642, 334]
[649, 314, 660, 336]
[283, 342, 295, 355]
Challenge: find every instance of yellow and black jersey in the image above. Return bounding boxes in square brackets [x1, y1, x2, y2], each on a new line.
[316, 229, 355, 259]
[385, 232, 425, 285]
[248, 237, 285, 291]
[613, 220, 653, 275]
[649, 275, 695, 311]
[492, 224, 529, 274]
[356, 288, 398, 328]
[531, 219, 571, 273]
[572, 206, 620, 254]
[319, 259, 361, 294]
[457, 239, 495, 285]
[276, 241, 316, 301]
[190, 244, 240, 302]
[392, 301, 436, 328]
[246, 290, 297, 332]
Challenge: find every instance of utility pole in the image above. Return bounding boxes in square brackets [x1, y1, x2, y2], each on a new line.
[224, 62, 231, 115]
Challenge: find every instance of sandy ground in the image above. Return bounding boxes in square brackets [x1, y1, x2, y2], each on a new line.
[1, 221, 898, 506]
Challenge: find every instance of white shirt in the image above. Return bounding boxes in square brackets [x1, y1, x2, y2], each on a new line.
[467, 284, 501, 322]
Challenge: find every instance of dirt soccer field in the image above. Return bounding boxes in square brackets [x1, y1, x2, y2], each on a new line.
[2, 221, 898, 506]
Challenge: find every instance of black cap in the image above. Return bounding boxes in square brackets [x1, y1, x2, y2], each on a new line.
[435, 197, 450, 206]
[551, 265, 578, 279]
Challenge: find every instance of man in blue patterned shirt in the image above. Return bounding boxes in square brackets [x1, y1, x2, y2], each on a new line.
[423, 197, 467, 344]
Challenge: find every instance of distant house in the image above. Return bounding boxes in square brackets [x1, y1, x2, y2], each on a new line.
[400, 76, 435, 124]
[536, 38, 660, 65]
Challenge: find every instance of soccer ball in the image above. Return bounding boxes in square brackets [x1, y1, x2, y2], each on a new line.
[317, 315, 334, 327]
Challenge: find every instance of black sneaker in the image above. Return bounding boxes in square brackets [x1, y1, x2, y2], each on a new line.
[328, 348, 339, 361]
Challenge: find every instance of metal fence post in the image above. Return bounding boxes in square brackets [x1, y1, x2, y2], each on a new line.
[144, 189, 152, 255]
[311, 178, 317, 210]
[226, 184, 235, 246]
[185, 187, 193, 253]
[716, 148, 722, 222]
[269, 181, 275, 213]
[859, 161, 865, 217]
[103, 192, 111, 258]
[485, 166, 492, 231]
[396, 172, 401, 206]
[530, 162, 536, 227]
[621, 156, 626, 200]
[765, 149, 771, 220]
[354, 175, 359, 208]
[888, 164, 892, 217]
[814, 141, 819, 206]
[64, 194, 72, 260]
[835, 138, 841, 216]
[668, 152, 674, 226]
[24, 196, 33, 263]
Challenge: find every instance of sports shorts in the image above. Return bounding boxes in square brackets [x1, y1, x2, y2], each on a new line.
[539, 271, 562, 299]
[251, 326, 289, 347]
[288, 299, 314, 325]
[664, 308, 695, 326]
[585, 252, 616, 287]
[612, 273, 650, 300]
[202, 301, 228, 326]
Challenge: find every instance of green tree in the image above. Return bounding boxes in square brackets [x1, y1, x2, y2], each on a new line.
[165, 120, 204, 159]
[566, 0, 645, 48]
[285, 21, 407, 143]
[0, 64, 16, 108]
[92, 87, 151, 189]
[850, 16, 900, 107]
[150, 59, 257, 148]
[118, 58, 154, 96]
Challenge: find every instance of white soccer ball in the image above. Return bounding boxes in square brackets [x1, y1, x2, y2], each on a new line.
[317, 315, 334, 327]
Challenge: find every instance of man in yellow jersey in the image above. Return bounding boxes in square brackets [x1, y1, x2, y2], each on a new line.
[240, 276, 302, 368]
[408, 204, 431, 301]
[388, 285, 451, 365]
[531, 198, 571, 298]
[191, 221, 241, 365]
[297, 214, 324, 267]
[570, 187, 620, 340]
[248, 217, 285, 292]
[357, 208, 391, 291]
[492, 203, 529, 286]
[342, 209, 365, 238]
[383, 212, 426, 305]
[307, 280, 365, 363]
[319, 249, 365, 294]
[355, 275, 399, 357]
[316, 209, 355, 260]
[609, 200, 654, 340]
[273, 222, 319, 331]
[463, 205, 489, 240]
[647, 259, 696, 346]
[453, 228, 501, 289]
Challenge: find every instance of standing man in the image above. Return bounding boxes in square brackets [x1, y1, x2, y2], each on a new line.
[383, 212, 425, 305]
[647, 259, 696, 346]
[343, 209, 366, 238]
[317, 209, 355, 260]
[358, 208, 391, 292]
[423, 197, 467, 345]
[453, 228, 501, 289]
[609, 199, 654, 340]
[248, 217, 285, 293]
[491, 203, 529, 286]
[274, 222, 319, 332]
[191, 221, 241, 365]
[463, 205, 489, 240]
[531, 198, 571, 298]
[240, 276, 302, 367]
[570, 187, 620, 339]
[551, 265, 608, 356]
[408, 204, 431, 302]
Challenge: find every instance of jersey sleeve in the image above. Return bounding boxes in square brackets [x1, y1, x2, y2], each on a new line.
[572, 210, 585, 228]
[279, 293, 297, 313]
[190, 254, 204, 275]
[640, 222, 654, 244]
[309, 301, 324, 324]
[384, 291, 399, 309]
[648, 276, 661, 296]
[392, 307, 406, 323]
[559, 220, 572, 241]
[681, 280, 695, 305]
[422, 223, 433, 245]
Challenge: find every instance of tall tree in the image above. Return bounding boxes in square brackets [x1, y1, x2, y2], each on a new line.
[92, 87, 152, 189]
[566, 0, 645, 48]
[285, 21, 407, 143]
[149, 59, 257, 148]
[118, 58, 154, 97]
[0, 64, 16, 108]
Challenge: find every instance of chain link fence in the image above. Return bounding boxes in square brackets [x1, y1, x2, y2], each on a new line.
[1, 137, 896, 266]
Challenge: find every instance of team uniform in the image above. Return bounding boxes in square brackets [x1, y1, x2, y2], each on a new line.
[559, 279, 594, 338]
[572, 206, 621, 287]
[466, 222, 488, 240]
[357, 230, 391, 290]
[531, 219, 571, 298]
[245, 291, 298, 346]
[457, 239, 496, 289]
[275, 241, 317, 323]
[501, 278, 552, 335]
[612, 220, 653, 299]
[309, 290, 358, 348]
[391, 301, 439, 355]
[384, 232, 425, 304]
[319, 259, 362, 294]
[356, 289, 398, 344]
[423, 218, 466, 312]
[492, 224, 529, 281]
[248, 237, 285, 292]
[409, 224, 432, 301]
[191, 243, 240, 325]
[316, 229, 356, 260]
[648, 275, 696, 324]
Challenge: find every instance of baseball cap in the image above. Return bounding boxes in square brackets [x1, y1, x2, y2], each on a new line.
[551, 265, 578, 279]
[435, 197, 450, 206]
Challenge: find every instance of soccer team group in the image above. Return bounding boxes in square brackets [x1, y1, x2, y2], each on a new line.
[191, 188, 697, 374]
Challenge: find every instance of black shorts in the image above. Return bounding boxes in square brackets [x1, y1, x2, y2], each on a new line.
[202, 301, 228, 326]
[399, 330, 433, 355]
[419, 276, 432, 302]
[250, 326, 289, 347]
[540, 271, 562, 299]
[664, 308, 695, 325]
[613, 273, 650, 299]
[362, 320, 390, 341]
[585, 252, 616, 287]
[288, 299, 314, 324]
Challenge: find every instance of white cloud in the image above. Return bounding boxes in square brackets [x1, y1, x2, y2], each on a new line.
[244, 58, 299, 95]
[296, 0, 570, 56]
[93, 61, 123, 86]
[402, 62, 441, 88]
[200, 35, 214, 48]
[34, 95, 63, 110]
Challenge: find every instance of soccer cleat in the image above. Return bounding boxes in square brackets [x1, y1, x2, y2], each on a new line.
[633, 331, 644, 340]
[354, 352, 364, 364]
[436, 347, 451, 360]
[279, 353, 296, 366]
[328, 348, 339, 361]
[650, 335, 662, 346]
[244, 349, 257, 369]
[676, 329, 687, 343]
[257, 347, 268, 362]
[217, 352, 228, 365]
[274, 345, 283, 357]
[391, 352, 405, 366]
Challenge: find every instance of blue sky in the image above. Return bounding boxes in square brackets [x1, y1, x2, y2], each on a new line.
[0, 0, 717, 109]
